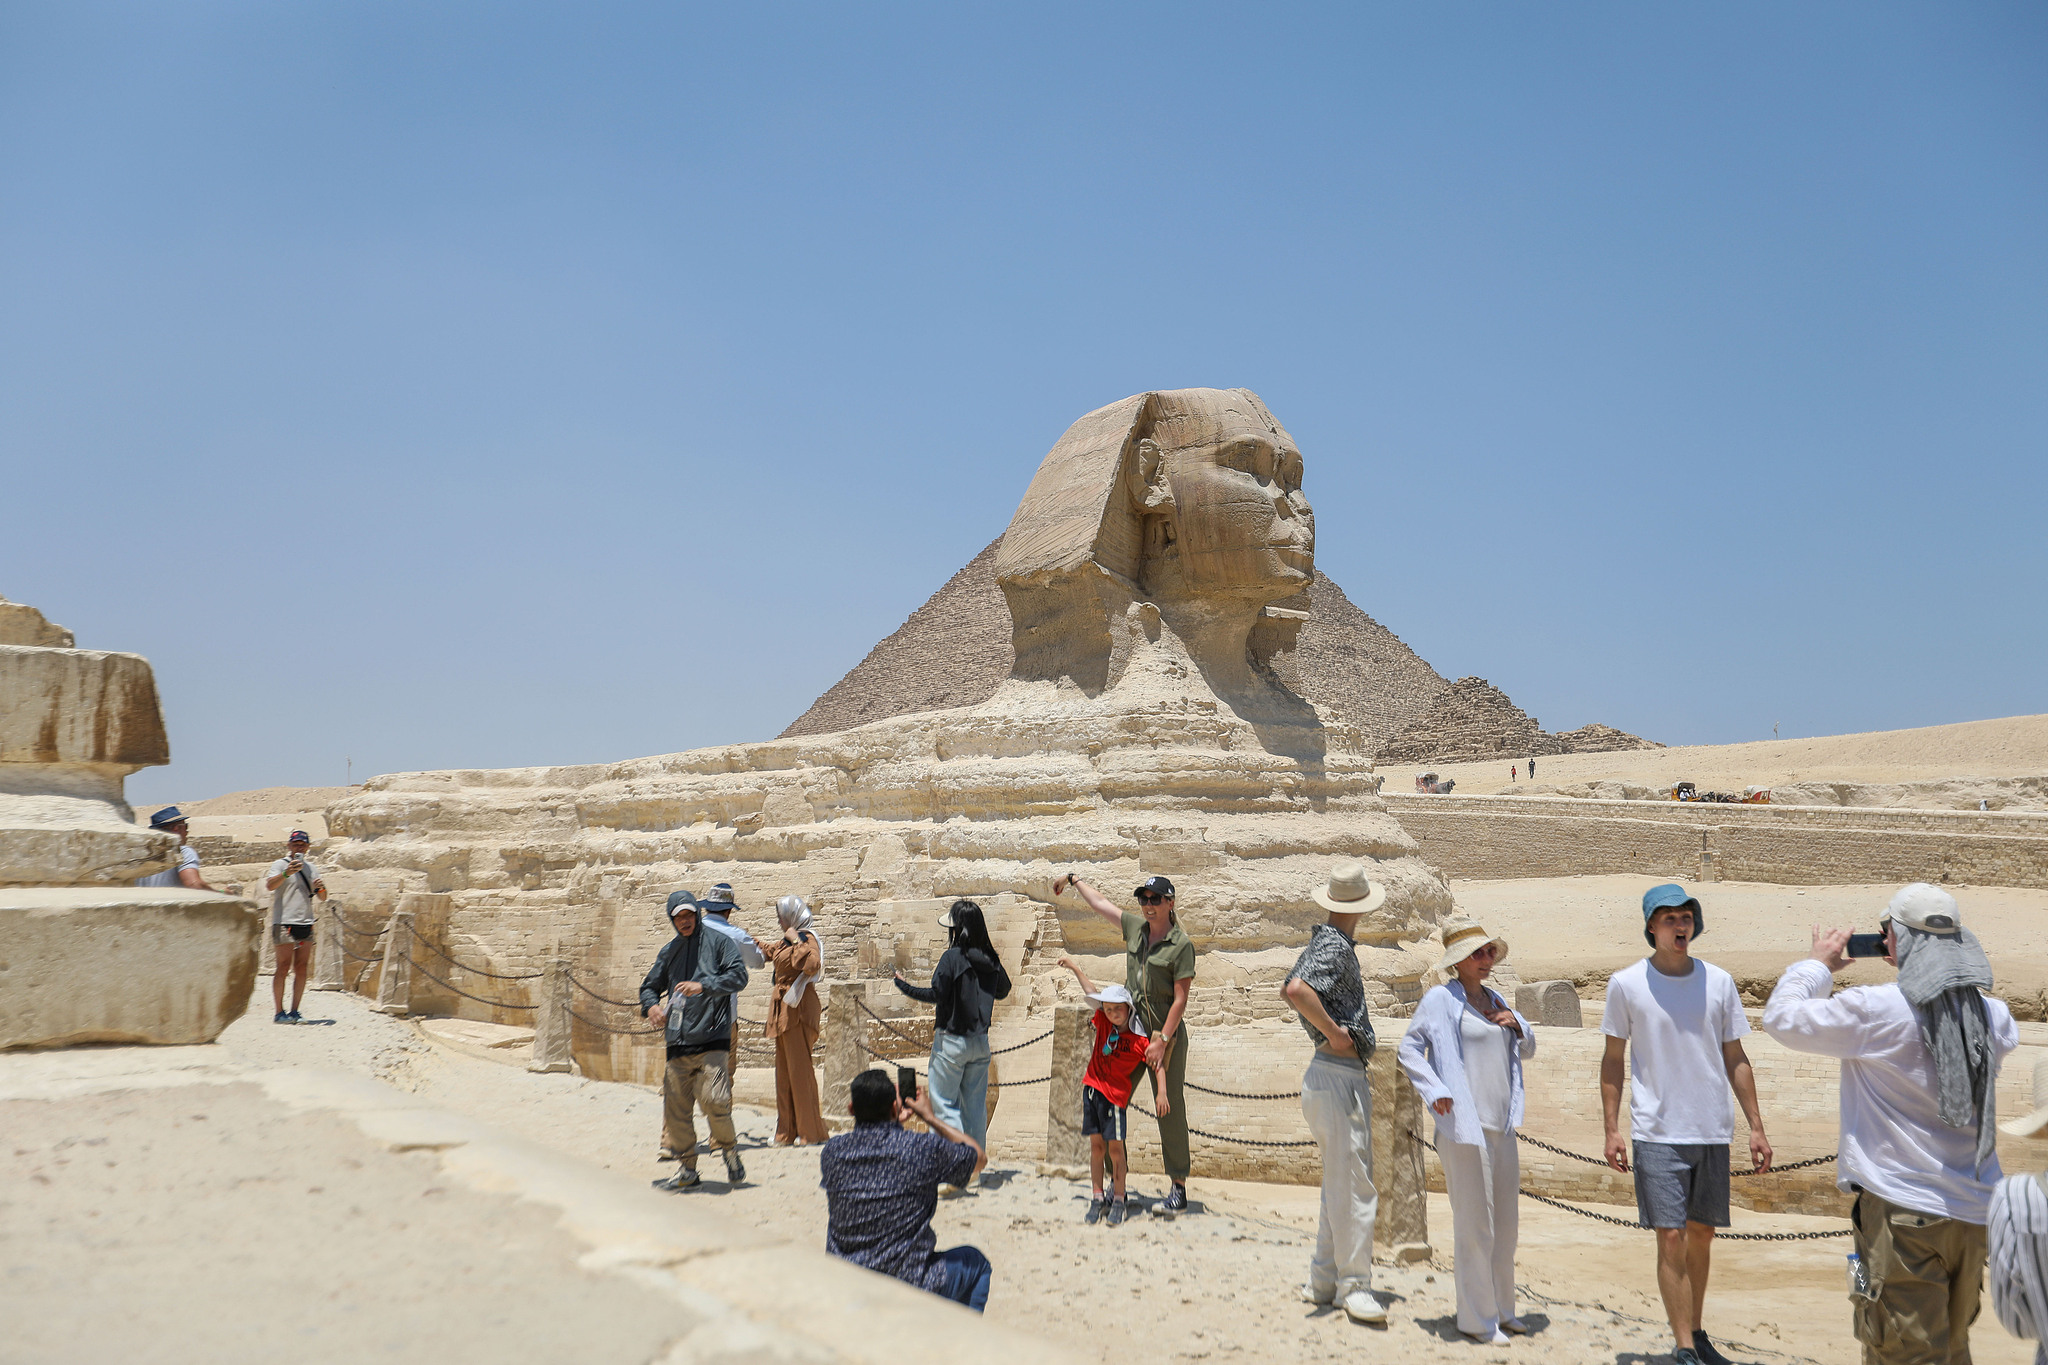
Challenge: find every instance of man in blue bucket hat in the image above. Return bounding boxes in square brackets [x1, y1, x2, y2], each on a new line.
[1600, 883, 1774, 1365]
[135, 806, 212, 891]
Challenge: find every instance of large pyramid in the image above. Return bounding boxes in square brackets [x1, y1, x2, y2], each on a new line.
[1373, 676, 1663, 765]
[781, 535, 1452, 753]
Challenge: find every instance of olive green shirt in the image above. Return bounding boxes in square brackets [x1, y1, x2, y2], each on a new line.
[1121, 912, 1197, 1034]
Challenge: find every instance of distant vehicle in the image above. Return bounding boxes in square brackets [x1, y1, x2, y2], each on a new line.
[1415, 772, 1456, 794]
[1670, 781, 1770, 804]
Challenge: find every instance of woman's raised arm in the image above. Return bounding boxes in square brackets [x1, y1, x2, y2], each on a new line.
[1053, 873, 1124, 929]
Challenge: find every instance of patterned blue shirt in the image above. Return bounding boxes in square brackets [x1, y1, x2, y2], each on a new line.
[819, 1122, 978, 1293]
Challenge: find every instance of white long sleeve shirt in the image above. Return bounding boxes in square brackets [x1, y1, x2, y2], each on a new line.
[702, 915, 767, 970]
[1762, 957, 2018, 1224]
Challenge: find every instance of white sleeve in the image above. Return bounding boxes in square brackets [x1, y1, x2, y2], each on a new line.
[1760, 960, 1866, 1058]
[1719, 971, 1752, 1041]
[1601, 975, 1631, 1039]
[178, 845, 201, 870]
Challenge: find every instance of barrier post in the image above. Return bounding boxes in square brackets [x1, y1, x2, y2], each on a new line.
[311, 904, 345, 991]
[528, 957, 573, 1074]
[819, 980, 864, 1121]
[1369, 1040, 1429, 1257]
[373, 910, 413, 1016]
[1040, 1002, 1091, 1177]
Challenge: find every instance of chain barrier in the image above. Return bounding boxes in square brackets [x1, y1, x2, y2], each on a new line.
[1510, 1130, 1838, 1177]
[565, 1005, 662, 1036]
[337, 942, 385, 964]
[1182, 1081, 1305, 1101]
[323, 908, 389, 939]
[412, 933, 542, 982]
[1127, 1099, 1319, 1149]
[855, 998, 1052, 1057]
[991, 1027, 1055, 1056]
[566, 973, 641, 1009]
[406, 956, 537, 1011]
[852, 1038, 1049, 1085]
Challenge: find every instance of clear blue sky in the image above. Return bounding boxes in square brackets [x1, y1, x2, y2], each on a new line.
[3, 3, 2042, 806]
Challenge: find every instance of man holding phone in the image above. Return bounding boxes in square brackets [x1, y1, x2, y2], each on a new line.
[1763, 884, 2019, 1365]
[263, 830, 326, 1023]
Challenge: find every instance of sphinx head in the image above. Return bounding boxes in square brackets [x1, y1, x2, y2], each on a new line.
[995, 388, 1317, 694]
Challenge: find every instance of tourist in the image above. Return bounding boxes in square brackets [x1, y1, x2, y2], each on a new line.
[641, 890, 751, 1191]
[136, 806, 212, 890]
[1601, 883, 1773, 1365]
[1398, 918, 1536, 1344]
[1762, 885, 2019, 1365]
[892, 898, 1011, 1183]
[1281, 862, 1387, 1324]
[1055, 957, 1168, 1226]
[1055, 871, 1197, 1216]
[698, 883, 767, 970]
[1988, 1167, 2048, 1364]
[1511, 764, 1517, 782]
[764, 894, 828, 1145]
[263, 830, 326, 1023]
[820, 1068, 991, 1311]
[1528, 757, 1536, 780]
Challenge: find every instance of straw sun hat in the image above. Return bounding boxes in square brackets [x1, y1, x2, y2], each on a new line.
[1313, 861, 1388, 915]
[1435, 918, 1510, 975]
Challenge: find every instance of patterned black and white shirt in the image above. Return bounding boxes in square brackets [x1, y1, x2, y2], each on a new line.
[819, 1122, 978, 1293]
[1285, 923, 1376, 1060]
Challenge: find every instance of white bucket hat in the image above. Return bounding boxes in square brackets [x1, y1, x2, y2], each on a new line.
[1313, 861, 1388, 915]
[1435, 918, 1510, 974]
[1085, 983, 1135, 1007]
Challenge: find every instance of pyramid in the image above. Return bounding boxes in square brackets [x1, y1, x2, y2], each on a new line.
[781, 535, 1452, 753]
[1373, 677, 1662, 765]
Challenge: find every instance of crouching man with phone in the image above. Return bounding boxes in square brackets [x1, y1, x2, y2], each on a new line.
[819, 1068, 993, 1312]
[1763, 884, 2019, 1365]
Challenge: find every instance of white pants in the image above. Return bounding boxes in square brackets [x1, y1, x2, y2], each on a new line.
[1301, 1051, 1378, 1296]
[1438, 1126, 1520, 1336]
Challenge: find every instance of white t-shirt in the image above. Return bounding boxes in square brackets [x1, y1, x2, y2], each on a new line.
[137, 844, 200, 889]
[269, 858, 322, 925]
[1603, 956, 1750, 1145]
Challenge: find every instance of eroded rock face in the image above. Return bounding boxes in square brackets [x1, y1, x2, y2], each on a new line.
[320, 389, 1455, 1018]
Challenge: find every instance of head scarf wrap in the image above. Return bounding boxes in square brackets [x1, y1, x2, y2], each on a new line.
[1894, 918, 1998, 1177]
[777, 894, 825, 1007]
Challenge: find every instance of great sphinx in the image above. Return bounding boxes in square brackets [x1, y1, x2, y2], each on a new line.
[321, 389, 1454, 1081]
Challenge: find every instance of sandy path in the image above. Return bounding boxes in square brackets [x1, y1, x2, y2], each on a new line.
[212, 986, 2037, 1365]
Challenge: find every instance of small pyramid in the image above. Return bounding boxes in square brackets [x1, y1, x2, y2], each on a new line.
[1374, 677, 1558, 765]
[781, 537, 1451, 753]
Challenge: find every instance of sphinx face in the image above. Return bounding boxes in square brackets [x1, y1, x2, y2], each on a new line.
[1162, 407, 1315, 599]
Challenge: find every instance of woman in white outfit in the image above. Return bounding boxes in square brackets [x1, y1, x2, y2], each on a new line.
[1398, 919, 1537, 1345]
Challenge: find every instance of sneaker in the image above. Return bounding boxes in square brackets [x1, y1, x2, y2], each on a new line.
[273, 1010, 288, 1024]
[1691, 1332, 1732, 1365]
[1462, 1328, 1510, 1345]
[937, 1182, 964, 1198]
[1501, 1317, 1531, 1335]
[1157, 1183, 1187, 1218]
[652, 1168, 701, 1192]
[1672, 1351, 1704, 1365]
[655, 1146, 679, 1163]
[1299, 1284, 1334, 1306]
[1106, 1198, 1127, 1227]
[1084, 1196, 1104, 1225]
[723, 1149, 746, 1185]
[1340, 1286, 1387, 1325]
[286, 1010, 302, 1023]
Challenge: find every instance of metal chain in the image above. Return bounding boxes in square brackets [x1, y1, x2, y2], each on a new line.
[990, 1028, 1054, 1056]
[337, 943, 385, 964]
[412, 933, 542, 981]
[323, 908, 389, 939]
[406, 956, 537, 1011]
[852, 1039, 1047, 1085]
[855, 998, 1051, 1056]
[1127, 1099, 1319, 1148]
[1182, 1081, 1304, 1101]
[566, 973, 641, 1008]
[565, 1005, 662, 1036]
[1512, 1130, 1838, 1177]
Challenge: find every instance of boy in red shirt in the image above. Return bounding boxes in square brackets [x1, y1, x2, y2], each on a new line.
[1059, 956, 1170, 1226]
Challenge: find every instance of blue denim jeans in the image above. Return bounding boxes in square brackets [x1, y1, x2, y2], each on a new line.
[935, 1244, 992, 1312]
[927, 1029, 992, 1153]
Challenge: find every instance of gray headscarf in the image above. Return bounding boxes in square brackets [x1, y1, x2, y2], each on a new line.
[1894, 921, 1998, 1177]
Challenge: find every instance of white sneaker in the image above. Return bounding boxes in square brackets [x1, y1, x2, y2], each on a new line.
[1299, 1283, 1334, 1306]
[1462, 1328, 1511, 1345]
[1500, 1317, 1530, 1335]
[1340, 1287, 1388, 1324]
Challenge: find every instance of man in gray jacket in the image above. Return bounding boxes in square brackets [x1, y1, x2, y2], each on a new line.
[641, 890, 750, 1191]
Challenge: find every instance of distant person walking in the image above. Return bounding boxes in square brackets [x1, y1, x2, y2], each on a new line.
[136, 806, 211, 890]
[1527, 757, 1536, 780]
[1511, 765, 1517, 783]
[263, 830, 325, 1023]
[1399, 919, 1535, 1344]
[765, 894, 829, 1145]
[1282, 862, 1388, 1324]
[1602, 884, 1773, 1365]
[893, 899, 1011, 1183]
[642, 890, 750, 1191]
[1055, 871, 1197, 1216]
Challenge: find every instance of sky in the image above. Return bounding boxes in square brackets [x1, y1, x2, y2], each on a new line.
[2, 3, 2043, 806]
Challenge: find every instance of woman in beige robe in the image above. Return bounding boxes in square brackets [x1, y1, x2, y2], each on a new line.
[764, 894, 828, 1144]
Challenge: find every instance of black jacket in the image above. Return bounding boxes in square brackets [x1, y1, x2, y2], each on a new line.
[639, 927, 749, 1053]
[895, 946, 1011, 1037]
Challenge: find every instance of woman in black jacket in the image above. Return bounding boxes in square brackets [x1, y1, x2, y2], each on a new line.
[894, 898, 1012, 1179]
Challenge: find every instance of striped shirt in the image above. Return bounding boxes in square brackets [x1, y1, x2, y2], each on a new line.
[1990, 1172, 2048, 1365]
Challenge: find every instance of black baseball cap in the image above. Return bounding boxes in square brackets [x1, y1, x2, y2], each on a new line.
[1134, 875, 1176, 899]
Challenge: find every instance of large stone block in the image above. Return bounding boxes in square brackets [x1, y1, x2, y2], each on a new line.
[1515, 979, 1584, 1028]
[0, 888, 261, 1048]
[0, 645, 168, 767]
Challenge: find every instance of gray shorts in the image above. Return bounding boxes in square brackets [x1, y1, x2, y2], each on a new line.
[1633, 1141, 1731, 1229]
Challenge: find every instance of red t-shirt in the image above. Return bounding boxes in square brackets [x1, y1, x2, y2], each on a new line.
[1084, 1008, 1151, 1107]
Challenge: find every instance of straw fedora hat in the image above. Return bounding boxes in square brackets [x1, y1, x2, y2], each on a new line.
[2001, 1053, 2048, 1138]
[1313, 861, 1388, 915]
[1435, 918, 1510, 974]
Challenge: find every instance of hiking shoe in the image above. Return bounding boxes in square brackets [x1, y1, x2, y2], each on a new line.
[286, 1010, 302, 1023]
[1299, 1284, 1334, 1306]
[273, 1010, 289, 1024]
[1692, 1332, 1732, 1365]
[1340, 1286, 1387, 1325]
[1084, 1196, 1104, 1225]
[1156, 1183, 1187, 1217]
[723, 1149, 746, 1185]
[1106, 1198, 1127, 1227]
[656, 1146, 679, 1163]
[653, 1168, 701, 1192]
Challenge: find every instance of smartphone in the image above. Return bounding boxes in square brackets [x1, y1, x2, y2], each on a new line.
[1846, 932, 1888, 959]
[897, 1066, 918, 1101]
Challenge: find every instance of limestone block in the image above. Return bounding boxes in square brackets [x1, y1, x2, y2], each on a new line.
[819, 980, 864, 1118]
[374, 910, 413, 1015]
[529, 957, 573, 1073]
[1041, 1002, 1091, 1177]
[0, 804, 177, 886]
[0, 597, 74, 648]
[0, 887, 260, 1047]
[0, 645, 167, 767]
[1368, 1040, 1428, 1250]
[1515, 980, 1584, 1028]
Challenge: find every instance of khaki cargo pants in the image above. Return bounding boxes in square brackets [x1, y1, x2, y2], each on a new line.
[1851, 1188, 1987, 1365]
[663, 1050, 737, 1170]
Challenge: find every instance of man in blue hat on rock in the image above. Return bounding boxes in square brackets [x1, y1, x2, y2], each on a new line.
[1600, 883, 1773, 1365]
[135, 807, 212, 891]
